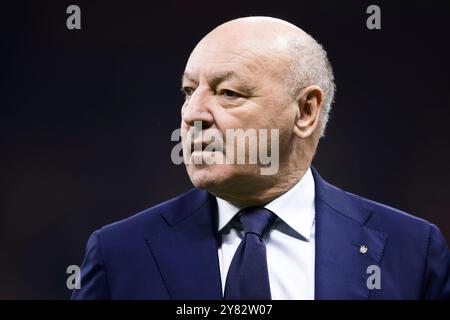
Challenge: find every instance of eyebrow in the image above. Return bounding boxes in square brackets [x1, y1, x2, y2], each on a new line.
[181, 72, 198, 85]
[181, 71, 256, 94]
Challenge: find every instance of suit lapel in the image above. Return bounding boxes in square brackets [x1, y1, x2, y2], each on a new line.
[145, 168, 388, 300]
[312, 167, 388, 299]
[145, 190, 223, 299]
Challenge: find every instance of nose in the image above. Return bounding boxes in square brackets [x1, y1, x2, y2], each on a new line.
[181, 87, 214, 129]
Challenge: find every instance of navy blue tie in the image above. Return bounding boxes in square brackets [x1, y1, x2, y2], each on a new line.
[224, 207, 276, 300]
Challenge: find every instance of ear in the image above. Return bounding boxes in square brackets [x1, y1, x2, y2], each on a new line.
[293, 85, 324, 139]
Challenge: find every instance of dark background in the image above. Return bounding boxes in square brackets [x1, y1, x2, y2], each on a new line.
[1, 0, 449, 299]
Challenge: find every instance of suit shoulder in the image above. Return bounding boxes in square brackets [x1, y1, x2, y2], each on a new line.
[316, 173, 432, 232]
[345, 190, 433, 235]
[96, 188, 208, 240]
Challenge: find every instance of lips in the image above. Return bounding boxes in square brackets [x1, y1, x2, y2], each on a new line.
[190, 140, 224, 153]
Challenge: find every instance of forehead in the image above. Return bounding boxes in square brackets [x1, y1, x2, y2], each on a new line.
[183, 40, 289, 84]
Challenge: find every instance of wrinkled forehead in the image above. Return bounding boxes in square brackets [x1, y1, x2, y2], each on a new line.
[184, 35, 291, 84]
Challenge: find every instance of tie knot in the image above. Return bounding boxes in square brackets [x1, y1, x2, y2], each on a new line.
[238, 207, 276, 238]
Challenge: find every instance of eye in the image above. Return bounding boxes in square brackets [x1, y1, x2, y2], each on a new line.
[219, 89, 241, 98]
[181, 86, 195, 97]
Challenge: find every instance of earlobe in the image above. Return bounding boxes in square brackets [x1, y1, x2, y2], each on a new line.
[293, 85, 323, 139]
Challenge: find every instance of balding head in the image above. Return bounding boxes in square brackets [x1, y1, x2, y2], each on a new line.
[193, 16, 335, 137]
[181, 17, 335, 206]
[198, 16, 312, 55]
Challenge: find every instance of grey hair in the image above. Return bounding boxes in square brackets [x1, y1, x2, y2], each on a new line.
[285, 36, 336, 138]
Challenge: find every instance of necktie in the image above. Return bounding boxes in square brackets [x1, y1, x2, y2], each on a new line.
[224, 207, 276, 300]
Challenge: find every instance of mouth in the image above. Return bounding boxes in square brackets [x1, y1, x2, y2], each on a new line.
[190, 141, 224, 153]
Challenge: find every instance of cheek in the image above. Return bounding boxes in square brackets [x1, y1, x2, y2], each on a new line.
[270, 101, 297, 131]
[247, 95, 294, 128]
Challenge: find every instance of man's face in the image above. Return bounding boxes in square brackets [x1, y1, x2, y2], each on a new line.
[180, 34, 298, 196]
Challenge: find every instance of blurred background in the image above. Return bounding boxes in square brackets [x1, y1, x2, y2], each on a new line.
[0, 0, 449, 299]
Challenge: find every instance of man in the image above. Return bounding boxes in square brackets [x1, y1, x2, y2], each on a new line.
[72, 17, 450, 299]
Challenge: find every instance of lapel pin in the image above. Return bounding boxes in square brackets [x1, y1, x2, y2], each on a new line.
[359, 245, 368, 254]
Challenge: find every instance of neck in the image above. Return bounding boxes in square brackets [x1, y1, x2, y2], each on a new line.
[212, 164, 310, 208]
[211, 138, 317, 207]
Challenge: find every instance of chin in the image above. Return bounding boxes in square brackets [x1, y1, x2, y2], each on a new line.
[186, 164, 237, 191]
[186, 163, 263, 197]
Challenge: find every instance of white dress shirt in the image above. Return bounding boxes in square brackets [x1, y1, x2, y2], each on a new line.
[216, 167, 316, 300]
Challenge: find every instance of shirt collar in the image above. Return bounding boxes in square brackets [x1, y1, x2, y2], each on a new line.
[216, 167, 315, 240]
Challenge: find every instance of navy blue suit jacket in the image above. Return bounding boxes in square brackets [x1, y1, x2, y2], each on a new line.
[72, 167, 450, 299]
